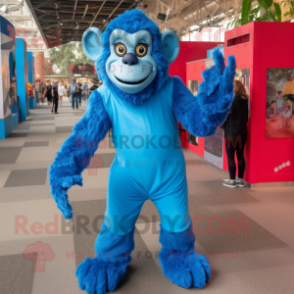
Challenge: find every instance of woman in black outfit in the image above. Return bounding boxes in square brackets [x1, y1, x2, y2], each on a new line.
[44, 80, 52, 109]
[222, 80, 248, 188]
[51, 80, 59, 114]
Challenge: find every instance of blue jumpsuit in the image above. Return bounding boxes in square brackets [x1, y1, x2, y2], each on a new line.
[99, 77, 190, 235]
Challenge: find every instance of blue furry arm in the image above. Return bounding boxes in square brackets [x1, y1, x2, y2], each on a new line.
[172, 50, 236, 137]
[49, 90, 112, 219]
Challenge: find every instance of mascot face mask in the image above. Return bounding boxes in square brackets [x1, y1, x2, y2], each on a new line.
[106, 29, 157, 94]
[82, 12, 179, 100]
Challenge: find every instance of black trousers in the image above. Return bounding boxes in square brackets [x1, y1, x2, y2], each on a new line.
[225, 137, 246, 180]
[53, 97, 58, 113]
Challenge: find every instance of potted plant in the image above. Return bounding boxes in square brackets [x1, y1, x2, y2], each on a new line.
[280, 0, 294, 21]
[228, 0, 283, 28]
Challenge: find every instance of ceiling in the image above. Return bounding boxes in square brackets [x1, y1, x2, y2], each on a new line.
[22, 0, 246, 48]
[25, 0, 138, 48]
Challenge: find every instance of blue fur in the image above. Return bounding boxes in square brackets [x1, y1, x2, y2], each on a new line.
[49, 90, 112, 219]
[96, 9, 169, 105]
[76, 222, 134, 294]
[172, 48, 236, 137]
[159, 225, 211, 288]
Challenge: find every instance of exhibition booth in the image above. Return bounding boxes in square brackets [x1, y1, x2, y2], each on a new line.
[183, 22, 294, 185]
[27, 51, 36, 109]
[16, 38, 29, 122]
[0, 16, 17, 139]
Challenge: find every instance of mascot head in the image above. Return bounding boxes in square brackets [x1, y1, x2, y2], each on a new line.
[82, 9, 180, 105]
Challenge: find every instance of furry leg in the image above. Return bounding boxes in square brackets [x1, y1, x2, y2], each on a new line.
[158, 224, 211, 289]
[76, 222, 134, 294]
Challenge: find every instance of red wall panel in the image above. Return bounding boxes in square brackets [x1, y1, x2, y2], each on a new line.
[186, 60, 206, 157]
[169, 41, 223, 82]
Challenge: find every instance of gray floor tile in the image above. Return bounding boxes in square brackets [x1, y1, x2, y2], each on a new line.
[188, 181, 258, 206]
[23, 141, 49, 147]
[30, 116, 54, 121]
[73, 112, 84, 116]
[190, 207, 288, 254]
[72, 199, 106, 260]
[7, 132, 28, 138]
[14, 123, 31, 130]
[0, 147, 22, 164]
[4, 168, 48, 187]
[0, 254, 35, 294]
[56, 126, 73, 133]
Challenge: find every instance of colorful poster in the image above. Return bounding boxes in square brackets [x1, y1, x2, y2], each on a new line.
[266, 68, 294, 138]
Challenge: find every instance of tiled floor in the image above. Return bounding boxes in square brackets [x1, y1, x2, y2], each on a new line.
[1, 101, 294, 294]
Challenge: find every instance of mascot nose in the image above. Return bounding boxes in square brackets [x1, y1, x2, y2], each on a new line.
[122, 53, 138, 66]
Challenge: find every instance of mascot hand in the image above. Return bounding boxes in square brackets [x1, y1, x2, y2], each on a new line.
[198, 49, 236, 115]
[50, 175, 83, 219]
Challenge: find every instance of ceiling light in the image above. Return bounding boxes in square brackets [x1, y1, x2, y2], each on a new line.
[0, 5, 9, 14]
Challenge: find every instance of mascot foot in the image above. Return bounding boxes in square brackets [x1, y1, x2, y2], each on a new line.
[158, 224, 211, 288]
[159, 250, 211, 288]
[76, 257, 128, 294]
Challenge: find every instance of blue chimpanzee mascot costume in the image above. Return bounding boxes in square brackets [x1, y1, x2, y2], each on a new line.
[49, 9, 236, 294]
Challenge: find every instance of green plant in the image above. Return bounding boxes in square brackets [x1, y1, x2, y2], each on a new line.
[228, 0, 282, 28]
[281, 0, 294, 20]
[48, 42, 93, 75]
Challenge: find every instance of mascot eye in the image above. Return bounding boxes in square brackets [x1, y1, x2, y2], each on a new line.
[114, 43, 127, 57]
[135, 44, 148, 57]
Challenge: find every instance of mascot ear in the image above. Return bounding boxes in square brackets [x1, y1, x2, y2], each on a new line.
[160, 30, 180, 64]
[82, 27, 103, 62]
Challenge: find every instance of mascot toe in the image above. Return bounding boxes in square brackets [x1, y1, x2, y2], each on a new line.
[49, 9, 236, 294]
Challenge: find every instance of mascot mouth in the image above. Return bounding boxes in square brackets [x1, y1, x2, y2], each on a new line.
[115, 74, 150, 85]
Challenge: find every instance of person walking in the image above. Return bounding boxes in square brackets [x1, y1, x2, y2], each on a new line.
[70, 78, 78, 110]
[44, 80, 52, 109]
[89, 77, 99, 95]
[82, 83, 88, 102]
[222, 80, 249, 188]
[39, 82, 45, 104]
[58, 82, 66, 106]
[77, 82, 82, 107]
[51, 80, 59, 114]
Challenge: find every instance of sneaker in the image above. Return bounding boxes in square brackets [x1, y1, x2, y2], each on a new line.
[51, 108, 53, 113]
[236, 179, 245, 187]
[223, 180, 237, 188]
[223, 179, 232, 183]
